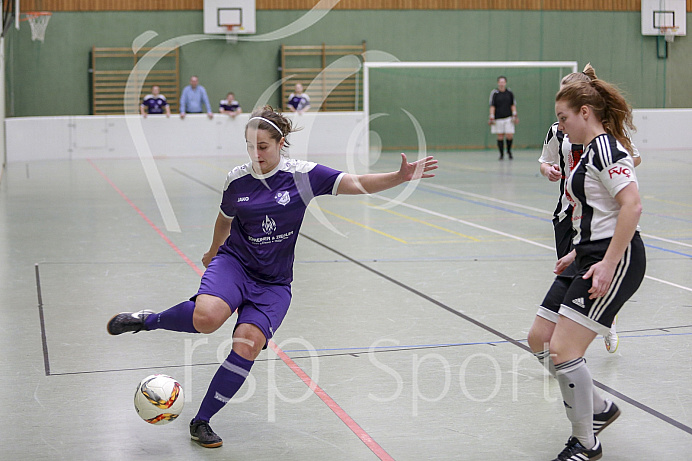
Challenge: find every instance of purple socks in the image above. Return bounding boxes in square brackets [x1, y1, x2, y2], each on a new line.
[194, 350, 254, 422]
[144, 300, 198, 333]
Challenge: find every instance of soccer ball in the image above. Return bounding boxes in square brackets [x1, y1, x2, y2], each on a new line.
[134, 374, 184, 425]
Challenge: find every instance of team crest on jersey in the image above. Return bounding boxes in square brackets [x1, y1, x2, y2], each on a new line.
[262, 215, 276, 235]
[274, 191, 290, 206]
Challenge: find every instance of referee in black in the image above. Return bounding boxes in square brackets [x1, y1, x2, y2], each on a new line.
[488, 76, 518, 160]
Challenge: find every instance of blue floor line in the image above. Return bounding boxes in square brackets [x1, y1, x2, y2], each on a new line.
[282, 331, 692, 354]
[642, 243, 692, 258]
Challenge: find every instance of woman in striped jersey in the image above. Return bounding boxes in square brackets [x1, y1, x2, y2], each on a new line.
[528, 65, 646, 460]
[538, 67, 642, 355]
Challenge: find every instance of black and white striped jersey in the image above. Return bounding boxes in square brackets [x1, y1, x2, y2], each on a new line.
[566, 133, 639, 245]
[539, 122, 584, 221]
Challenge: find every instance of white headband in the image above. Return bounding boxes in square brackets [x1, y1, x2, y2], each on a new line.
[248, 116, 284, 137]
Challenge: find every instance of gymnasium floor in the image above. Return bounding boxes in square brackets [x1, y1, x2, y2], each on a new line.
[0, 149, 690, 460]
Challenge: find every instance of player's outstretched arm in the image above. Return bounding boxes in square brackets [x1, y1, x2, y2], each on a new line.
[202, 212, 233, 268]
[337, 153, 437, 195]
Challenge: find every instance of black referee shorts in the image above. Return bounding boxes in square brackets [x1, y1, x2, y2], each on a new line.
[537, 232, 646, 335]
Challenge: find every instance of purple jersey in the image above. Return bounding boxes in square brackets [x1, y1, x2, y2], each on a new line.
[220, 99, 241, 112]
[287, 93, 310, 111]
[218, 158, 344, 285]
[141, 94, 168, 114]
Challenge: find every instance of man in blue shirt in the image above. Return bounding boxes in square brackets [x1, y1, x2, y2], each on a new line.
[180, 76, 213, 119]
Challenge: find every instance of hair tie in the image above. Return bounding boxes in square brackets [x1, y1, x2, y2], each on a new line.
[248, 116, 283, 137]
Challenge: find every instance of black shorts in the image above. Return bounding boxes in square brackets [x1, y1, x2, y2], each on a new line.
[553, 209, 575, 259]
[537, 232, 646, 335]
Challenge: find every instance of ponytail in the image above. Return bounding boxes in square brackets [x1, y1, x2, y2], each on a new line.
[556, 64, 635, 154]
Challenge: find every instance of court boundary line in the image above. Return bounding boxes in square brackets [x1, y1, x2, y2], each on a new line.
[42, 327, 692, 377]
[34, 263, 51, 376]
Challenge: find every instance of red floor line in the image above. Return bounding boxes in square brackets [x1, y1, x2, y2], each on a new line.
[268, 342, 395, 461]
[88, 158, 395, 460]
[87, 159, 203, 277]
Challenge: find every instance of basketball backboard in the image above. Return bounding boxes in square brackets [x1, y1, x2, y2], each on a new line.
[641, 0, 686, 36]
[204, 0, 255, 35]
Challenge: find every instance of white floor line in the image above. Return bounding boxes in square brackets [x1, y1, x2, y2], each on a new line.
[639, 233, 692, 249]
[425, 183, 552, 215]
[643, 276, 692, 293]
[372, 193, 554, 251]
[372, 193, 692, 293]
[424, 183, 692, 249]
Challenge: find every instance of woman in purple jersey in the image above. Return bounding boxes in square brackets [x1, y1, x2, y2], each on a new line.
[107, 105, 437, 448]
[287, 82, 310, 114]
[527, 66, 646, 460]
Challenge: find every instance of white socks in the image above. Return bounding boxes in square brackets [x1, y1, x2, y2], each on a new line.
[555, 357, 596, 449]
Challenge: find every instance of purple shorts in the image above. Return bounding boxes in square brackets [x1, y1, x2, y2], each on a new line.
[194, 252, 291, 346]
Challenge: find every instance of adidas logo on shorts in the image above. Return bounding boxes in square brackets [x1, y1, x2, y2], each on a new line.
[572, 297, 585, 308]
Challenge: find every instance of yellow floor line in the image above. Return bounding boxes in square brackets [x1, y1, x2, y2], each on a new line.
[319, 208, 408, 244]
[365, 203, 481, 242]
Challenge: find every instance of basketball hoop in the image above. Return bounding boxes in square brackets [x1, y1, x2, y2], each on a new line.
[224, 24, 240, 44]
[660, 26, 679, 43]
[21, 11, 52, 43]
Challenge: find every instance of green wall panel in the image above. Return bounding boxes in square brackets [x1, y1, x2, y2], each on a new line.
[5, 10, 690, 148]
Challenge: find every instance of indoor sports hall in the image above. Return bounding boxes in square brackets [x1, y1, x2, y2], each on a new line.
[1, 1, 690, 460]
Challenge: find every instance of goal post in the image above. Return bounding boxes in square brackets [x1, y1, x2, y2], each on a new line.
[362, 61, 578, 156]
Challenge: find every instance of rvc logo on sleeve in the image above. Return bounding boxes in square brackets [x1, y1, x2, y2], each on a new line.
[608, 166, 631, 179]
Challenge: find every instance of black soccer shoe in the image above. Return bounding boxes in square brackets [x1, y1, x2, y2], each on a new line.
[552, 436, 602, 461]
[593, 400, 621, 435]
[190, 419, 223, 448]
[106, 310, 154, 335]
